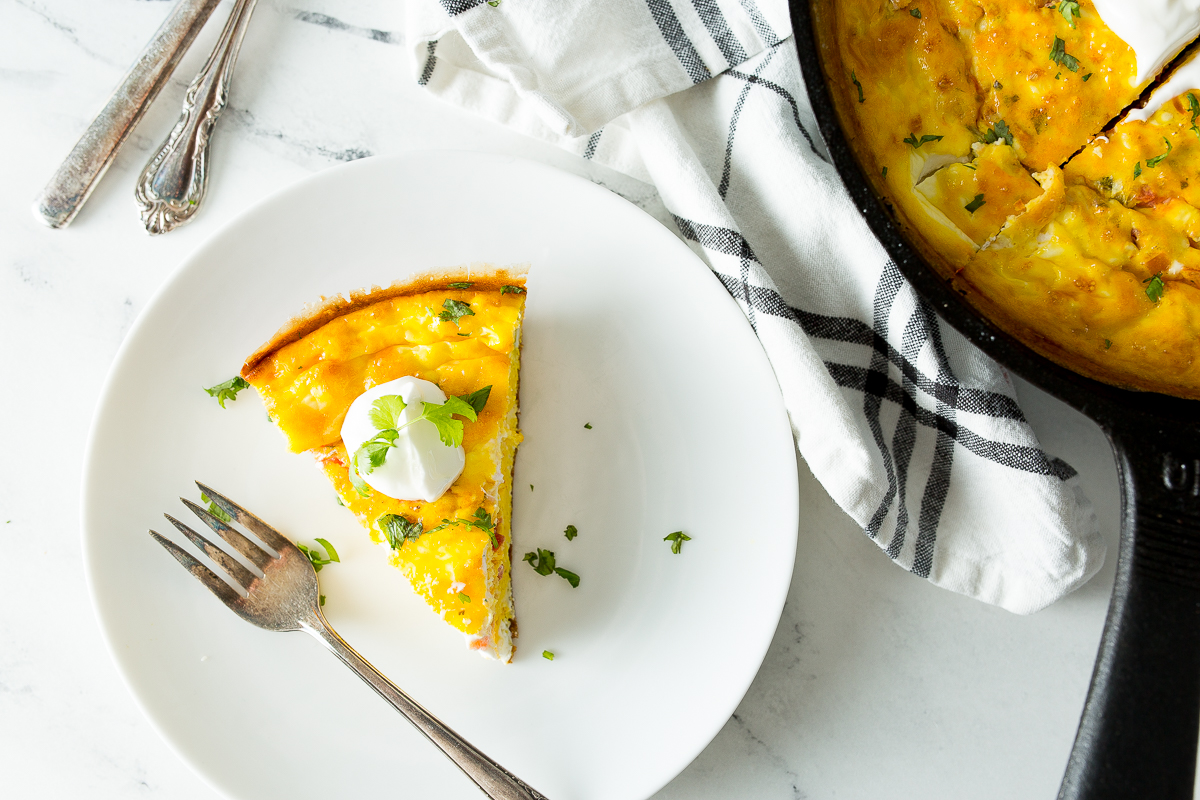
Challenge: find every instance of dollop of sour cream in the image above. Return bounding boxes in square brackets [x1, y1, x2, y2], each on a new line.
[1091, 0, 1200, 87]
[340, 376, 465, 503]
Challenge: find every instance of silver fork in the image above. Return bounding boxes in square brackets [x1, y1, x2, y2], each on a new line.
[150, 481, 548, 800]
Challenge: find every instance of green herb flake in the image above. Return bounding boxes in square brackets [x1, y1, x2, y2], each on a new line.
[1134, 161, 1143, 178]
[584, 422, 593, 429]
[439, 298, 475, 325]
[487, 0, 500, 6]
[368, 395, 406, 430]
[320, 594, 326, 606]
[903, 132, 943, 149]
[1104, 339, 1112, 349]
[1059, 0, 1081, 27]
[297, 538, 340, 572]
[881, 166, 888, 178]
[458, 385, 492, 415]
[379, 514, 424, 550]
[664, 530, 691, 554]
[564, 524, 578, 541]
[1049, 36, 1080, 72]
[523, 548, 556, 576]
[1189, 93, 1200, 138]
[909, 7, 921, 18]
[1097, 176, 1114, 192]
[554, 567, 580, 588]
[457, 332, 472, 337]
[204, 376, 250, 408]
[458, 592, 471, 604]
[431, 508, 497, 548]
[500, 284, 526, 295]
[199, 492, 233, 523]
[851, 71, 864, 104]
[964, 193, 986, 213]
[1082, 72, 1092, 82]
[1146, 137, 1172, 168]
[446, 282, 474, 289]
[543, 650, 555, 661]
[1145, 273, 1166, 302]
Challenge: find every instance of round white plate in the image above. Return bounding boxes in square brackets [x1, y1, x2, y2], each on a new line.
[81, 151, 798, 800]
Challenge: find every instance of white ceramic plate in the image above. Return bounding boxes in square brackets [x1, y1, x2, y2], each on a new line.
[81, 152, 798, 800]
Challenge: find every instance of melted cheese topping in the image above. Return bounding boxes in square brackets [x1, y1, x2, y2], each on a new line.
[245, 284, 525, 660]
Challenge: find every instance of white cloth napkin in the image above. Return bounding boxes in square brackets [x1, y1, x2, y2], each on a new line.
[406, 0, 1105, 613]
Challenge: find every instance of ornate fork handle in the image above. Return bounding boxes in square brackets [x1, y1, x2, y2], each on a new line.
[135, 0, 258, 234]
[304, 618, 548, 800]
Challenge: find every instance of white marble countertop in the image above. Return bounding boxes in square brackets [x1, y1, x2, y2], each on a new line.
[0, 1, 1151, 798]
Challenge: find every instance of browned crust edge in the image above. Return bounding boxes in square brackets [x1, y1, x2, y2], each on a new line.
[240, 263, 529, 378]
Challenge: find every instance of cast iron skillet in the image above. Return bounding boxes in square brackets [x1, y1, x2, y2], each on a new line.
[790, 2, 1200, 797]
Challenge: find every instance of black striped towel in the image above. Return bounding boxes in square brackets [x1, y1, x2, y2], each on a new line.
[407, 0, 1104, 613]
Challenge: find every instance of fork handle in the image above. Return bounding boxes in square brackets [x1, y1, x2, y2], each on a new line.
[304, 620, 549, 800]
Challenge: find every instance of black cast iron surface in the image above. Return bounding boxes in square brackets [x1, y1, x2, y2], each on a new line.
[789, 1, 1200, 798]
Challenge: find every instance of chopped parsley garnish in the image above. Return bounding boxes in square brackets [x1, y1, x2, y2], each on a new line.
[1146, 137, 1172, 168]
[881, 166, 888, 178]
[431, 507, 497, 547]
[379, 514, 424, 550]
[446, 281, 474, 289]
[459, 385, 492, 415]
[1104, 339, 1112, 349]
[964, 194, 986, 213]
[320, 594, 326, 606]
[530, 484, 534, 491]
[298, 538, 340, 572]
[204, 376, 250, 408]
[851, 71, 864, 104]
[1049, 36, 1080, 73]
[1058, 1, 1080, 28]
[500, 284, 526, 295]
[584, 422, 593, 429]
[1082, 72, 1092, 82]
[439, 298, 475, 324]
[664, 530, 691, 554]
[543, 650, 555, 661]
[1134, 161, 1143, 178]
[903, 132, 943, 148]
[522, 548, 580, 587]
[1145, 273, 1166, 302]
[457, 332, 472, 337]
[487, 0, 500, 6]
[981, 120, 1014, 147]
[199, 491, 233, 523]
[564, 524, 578, 541]
[964, 164, 977, 171]
[1189, 93, 1200, 138]
[909, 7, 921, 18]
[458, 592, 471, 603]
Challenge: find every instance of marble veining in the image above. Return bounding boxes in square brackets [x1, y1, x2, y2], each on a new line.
[0, 0, 1161, 798]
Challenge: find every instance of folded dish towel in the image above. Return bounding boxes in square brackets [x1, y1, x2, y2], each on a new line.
[406, 0, 1104, 613]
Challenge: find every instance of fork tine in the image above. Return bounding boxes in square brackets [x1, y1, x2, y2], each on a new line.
[195, 482, 293, 554]
[181, 498, 273, 569]
[164, 513, 258, 591]
[149, 530, 243, 610]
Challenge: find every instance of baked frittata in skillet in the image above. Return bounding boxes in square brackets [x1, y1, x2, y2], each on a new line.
[827, 0, 1200, 397]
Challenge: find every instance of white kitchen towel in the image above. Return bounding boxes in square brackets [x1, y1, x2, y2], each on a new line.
[406, 0, 1104, 613]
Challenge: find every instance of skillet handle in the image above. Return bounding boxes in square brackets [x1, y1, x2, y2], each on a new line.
[1059, 424, 1200, 800]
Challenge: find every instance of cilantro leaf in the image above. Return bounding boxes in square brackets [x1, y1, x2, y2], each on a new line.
[664, 530, 691, 554]
[554, 567, 580, 588]
[439, 298, 475, 325]
[1059, 1, 1080, 27]
[199, 492, 233, 523]
[378, 514, 424, 550]
[1082, 72, 1092, 82]
[981, 120, 1013, 147]
[298, 539, 340, 572]
[458, 385, 492, 415]
[964, 194, 986, 213]
[347, 454, 372, 497]
[1145, 273, 1166, 303]
[1146, 137, 1172, 168]
[564, 524, 578, 541]
[421, 396, 476, 448]
[458, 592, 471, 603]
[851, 71, 864, 104]
[903, 132, 943, 149]
[430, 507, 497, 547]
[446, 282, 474, 289]
[368, 395, 407, 430]
[543, 650, 555, 661]
[584, 422, 593, 429]
[204, 376, 250, 408]
[500, 285, 526, 295]
[523, 548, 556, 575]
[909, 7, 921, 18]
[1049, 36, 1080, 72]
[1189, 93, 1200, 138]
[1134, 161, 1143, 178]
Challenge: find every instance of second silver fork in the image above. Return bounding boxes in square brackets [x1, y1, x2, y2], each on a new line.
[151, 482, 547, 800]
